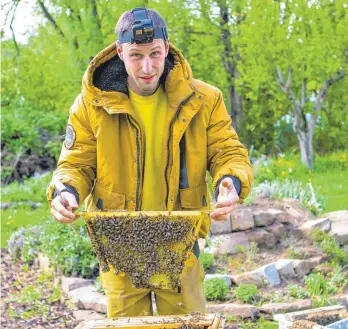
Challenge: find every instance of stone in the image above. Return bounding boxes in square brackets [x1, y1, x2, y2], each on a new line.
[265, 222, 286, 239]
[198, 238, 206, 252]
[293, 259, 314, 278]
[325, 210, 348, 222]
[275, 259, 296, 279]
[277, 304, 347, 321]
[331, 220, 348, 245]
[253, 208, 283, 227]
[68, 286, 107, 313]
[73, 310, 105, 322]
[260, 299, 312, 314]
[282, 199, 316, 223]
[38, 252, 52, 273]
[292, 257, 324, 279]
[308, 256, 324, 268]
[210, 216, 232, 235]
[231, 271, 265, 287]
[207, 303, 259, 318]
[231, 263, 281, 287]
[62, 276, 94, 294]
[256, 263, 281, 286]
[300, 218, 331, 233]
[231, 208, 255, 231]
[204, 274, 232, 287]
[246, 228, 276, 248]
[329, 294, 348, 307]
[215, 232, 250, 255]
[74, 322, 86, 329]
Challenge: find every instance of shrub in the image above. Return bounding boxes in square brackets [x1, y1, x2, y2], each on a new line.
[7, 226, 41, 262]
[7, 220, 99, 278]
[310, 229, 348, 264]
[204, 278, 229, 301]
[246, 242, 259, 264]
[241, 317, 278, 329]
[252, 179, 323, 215]
[286, 284, 309, 299]
[1, 172, 52, 204]
[287, 247, 308, 260]
[199, 252, 214, 270]
[234, 284, 259, 303]
[329, 264, 348, 291]
[305, 272, 336, 307]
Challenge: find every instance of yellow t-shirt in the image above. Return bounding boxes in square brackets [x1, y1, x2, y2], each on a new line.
[129, 86, 168, 211]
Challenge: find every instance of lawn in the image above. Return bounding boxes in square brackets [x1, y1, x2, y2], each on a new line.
[253, 151, 348, 212]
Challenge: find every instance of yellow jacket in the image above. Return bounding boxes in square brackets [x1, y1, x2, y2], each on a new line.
[47, 42, 253, 238]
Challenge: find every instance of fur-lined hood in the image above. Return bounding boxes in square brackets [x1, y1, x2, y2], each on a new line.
[81, 42, 195, 112]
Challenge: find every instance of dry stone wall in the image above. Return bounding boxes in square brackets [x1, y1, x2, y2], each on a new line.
[209, 199, 348, 252]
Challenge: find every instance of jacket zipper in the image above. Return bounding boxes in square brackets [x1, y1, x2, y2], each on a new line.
[164, 92, 195, 206]
[129, 116, 142, 211]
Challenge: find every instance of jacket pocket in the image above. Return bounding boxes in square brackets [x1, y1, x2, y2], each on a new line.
[92, 183, 125, 210]
[179, 184, 207, 209]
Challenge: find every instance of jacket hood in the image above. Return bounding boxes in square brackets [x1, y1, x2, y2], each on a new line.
[82, 42, 195, 112]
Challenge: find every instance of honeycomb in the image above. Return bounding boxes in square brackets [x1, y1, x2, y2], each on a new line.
[84, 211, 203, 290]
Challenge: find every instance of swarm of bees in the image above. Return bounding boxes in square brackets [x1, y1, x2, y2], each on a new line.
[85, 213, 196, 290]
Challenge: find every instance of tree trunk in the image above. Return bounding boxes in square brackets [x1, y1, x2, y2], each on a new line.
[231, 65, 244, 129]
[217, 0, 243, 130]
[297, 130, 314, 170]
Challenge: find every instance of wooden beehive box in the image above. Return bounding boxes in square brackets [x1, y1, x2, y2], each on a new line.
[78, 313, 225, 329]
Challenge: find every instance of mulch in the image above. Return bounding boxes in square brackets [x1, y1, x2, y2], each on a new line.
[1, 248, 78, 329]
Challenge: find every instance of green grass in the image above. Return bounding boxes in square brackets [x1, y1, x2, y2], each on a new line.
[253, 151, 348, 212]
[1, 207, 49, 248]
[308, 170, 347, 212]
[0, 172, 83, 248]
[1, 174, 51, 247]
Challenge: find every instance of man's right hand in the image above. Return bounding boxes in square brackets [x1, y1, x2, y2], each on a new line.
[51, 192, 79, 224]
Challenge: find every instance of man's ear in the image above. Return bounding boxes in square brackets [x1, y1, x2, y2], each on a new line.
[164, 40, 169, 57]
[116, 41, 124, 61]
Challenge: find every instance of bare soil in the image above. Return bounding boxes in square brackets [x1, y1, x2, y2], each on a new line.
[1, 248, 78, 329]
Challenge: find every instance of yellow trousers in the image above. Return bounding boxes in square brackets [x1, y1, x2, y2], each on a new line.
[101, 254, 206, 316]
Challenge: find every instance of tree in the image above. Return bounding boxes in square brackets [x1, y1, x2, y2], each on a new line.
[237, 0, 348, 168]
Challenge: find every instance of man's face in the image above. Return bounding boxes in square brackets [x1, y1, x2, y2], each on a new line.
[117, 39, 169, 96]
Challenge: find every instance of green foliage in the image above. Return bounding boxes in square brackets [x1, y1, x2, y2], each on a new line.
[252, 152, 348, 212]
[287, 247, 308, 260]
[2, 0, 348, 180]
[94, 276, 105, 294]
[286, 284, 309, 299]
[199, 252, 214, 270]
[310, 229, 348, 264]
[203, 278, 229, 301]
[252, 179, 323, 215]
[238, 0, 348, 156]
[1, 173, 53, 247]
[328, 264, 348, 292]
[234, 284, 259, 304]
[7, 220, 99, 278]
[1, 172, 52, 204]
[305, 272, 337, 307]
[246, 242, 259, 264]
[6, 272, 61, 320]
[241, 318, 278, 329]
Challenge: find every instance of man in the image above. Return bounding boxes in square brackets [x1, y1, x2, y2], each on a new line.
[47, 8, 252, 317]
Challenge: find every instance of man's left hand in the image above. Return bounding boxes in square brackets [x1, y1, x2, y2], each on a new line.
[210, 177, 239, 221]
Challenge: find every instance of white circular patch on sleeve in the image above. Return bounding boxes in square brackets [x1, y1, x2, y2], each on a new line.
[64, 124, 76, 149]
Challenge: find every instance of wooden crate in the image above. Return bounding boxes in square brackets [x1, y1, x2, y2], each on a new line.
[79, 313, 225, 329]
